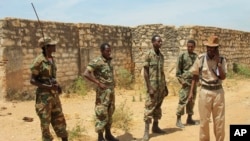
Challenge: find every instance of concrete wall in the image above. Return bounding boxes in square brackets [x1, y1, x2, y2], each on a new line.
[0, 17, 250, 99]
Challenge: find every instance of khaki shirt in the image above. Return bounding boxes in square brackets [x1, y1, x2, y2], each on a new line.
[189, 53, 227, 86]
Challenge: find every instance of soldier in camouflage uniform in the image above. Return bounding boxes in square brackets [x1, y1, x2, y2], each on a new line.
[84, 43, 119, 141]
[142, 35, 168, 141]
[30, 36, 68, 141]
[175, 40, 198, 128]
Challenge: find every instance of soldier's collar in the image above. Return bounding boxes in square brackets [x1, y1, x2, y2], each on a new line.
[101, 56, 112, 62]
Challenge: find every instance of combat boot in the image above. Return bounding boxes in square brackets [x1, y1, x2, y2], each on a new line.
[186, 115, 198, 125]
[98, 131, 105, 141]
[61, 137, 68, 141]
[152, 121, 165, 133]
[142, 122, 150, 141]
[176, 115, 185, 128]
[105, 128, 119, 141]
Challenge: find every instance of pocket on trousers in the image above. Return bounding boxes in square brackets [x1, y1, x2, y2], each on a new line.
[95, 105, 108, 121]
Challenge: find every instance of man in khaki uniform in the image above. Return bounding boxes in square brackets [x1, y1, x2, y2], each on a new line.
[189, 35, 227, 141]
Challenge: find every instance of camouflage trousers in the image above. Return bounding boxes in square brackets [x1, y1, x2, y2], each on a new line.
[35, 91, 68, 141]
[143, 90, 165, 123]
[95, 86, 115, 133]
[176, 85, 197, 116]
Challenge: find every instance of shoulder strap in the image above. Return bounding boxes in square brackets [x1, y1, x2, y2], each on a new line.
[199, 55, 205, 79]
[180, 53, 185, 73]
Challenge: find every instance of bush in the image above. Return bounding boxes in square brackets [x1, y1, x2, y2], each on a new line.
[66, 76, 90, 96]
[5, 89, 34, 101]
[116, 67, 133, 89]
[112, 100, 133, 132]
[232, 63, 250, 78]
[91, 100, 133, 132]
[68, 121, 87, 140]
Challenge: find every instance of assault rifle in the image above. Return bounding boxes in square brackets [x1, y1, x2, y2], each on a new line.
[31, 3, 62, 94]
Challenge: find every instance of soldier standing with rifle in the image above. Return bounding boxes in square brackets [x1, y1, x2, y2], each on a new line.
[175, 40, 198, 128]
[30, 36, 68, 141]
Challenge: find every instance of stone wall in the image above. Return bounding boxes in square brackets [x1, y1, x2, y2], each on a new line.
[77, 23, 133, 76]
[0, 18, 79, 98]
[0, 17, 250, 99]
[131, 24, 178, 80]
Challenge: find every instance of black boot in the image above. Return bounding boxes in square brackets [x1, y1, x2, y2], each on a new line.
[152, 121, 165, 134]
[105, 128, 119, 141]
[98, 132, 105, 141]
[176, 115, 185, 128]
[61, 137, 68, 141]
[142, 122, 150, 141]
[186, 115, 197, 125]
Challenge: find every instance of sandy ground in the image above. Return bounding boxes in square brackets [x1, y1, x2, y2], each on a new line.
[0, 78, 250, 141]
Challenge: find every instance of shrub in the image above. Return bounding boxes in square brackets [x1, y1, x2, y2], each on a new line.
[66, 76, 90, 97]
[232, 63, 250, 78]
[112, 100, 133, 132]
[116, 67, 133, 89]
[91, 100, 133, 132]
[5, 89, 34, 101]
[68, 121, 87, 141]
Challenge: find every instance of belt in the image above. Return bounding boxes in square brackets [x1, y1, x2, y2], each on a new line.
[201, 84, 222, 90]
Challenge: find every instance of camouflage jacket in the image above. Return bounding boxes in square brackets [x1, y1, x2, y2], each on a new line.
[176, 52, 197, 85]
[87, 56, 114, 85]
[30, 54, 56, 84]
[143, 49, 166, 90]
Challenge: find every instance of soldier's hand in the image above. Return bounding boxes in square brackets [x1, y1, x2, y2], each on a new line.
[165, 86, 169, 97]
[182, 83, 188, 87]
[148, 87, 155, 97]
[51, 84, 60, 91]
[98, 82, 107, 89]
[188, 93, 193, 102]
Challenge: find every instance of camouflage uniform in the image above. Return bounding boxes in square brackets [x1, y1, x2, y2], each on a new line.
[176, 52, 198, 116]
[86, 56, 115, 133]
[30, 54, 68, 141]
[143, 49, 167, 123]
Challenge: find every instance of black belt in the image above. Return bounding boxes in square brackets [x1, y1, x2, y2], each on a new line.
[201, 84, 222, 90]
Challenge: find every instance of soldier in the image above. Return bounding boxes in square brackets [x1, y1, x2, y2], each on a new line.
[83, 43, 119, 141]
[30, 36, 68, 141]
[175, 40, 198, 128]
[142, 35, 168, 141]
[189, 35, 227, 141]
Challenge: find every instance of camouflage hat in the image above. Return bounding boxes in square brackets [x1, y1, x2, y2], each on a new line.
[38, 36, 57, 47]
[203, 35, 219, 47]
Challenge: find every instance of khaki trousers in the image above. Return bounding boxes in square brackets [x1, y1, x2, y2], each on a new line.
[198, 88, 225, 141]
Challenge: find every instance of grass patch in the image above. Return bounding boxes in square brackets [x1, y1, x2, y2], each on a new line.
[68, 121, 87, 141]
[112, 100, 133, 132]
[66, 76, 91, 97]
[5, 89, 34, 101]
[91, 100, 133, 132]
[116, 67, 133, 89]
[227, 63, 250, 78]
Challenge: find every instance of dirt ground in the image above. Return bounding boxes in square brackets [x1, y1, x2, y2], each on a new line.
[0, 78, 250, 141]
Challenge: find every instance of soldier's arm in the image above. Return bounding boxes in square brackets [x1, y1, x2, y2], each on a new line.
[188, 74, 199, 101]
[83, 67, 107, 89]
[84, 68, 100, 86]
[30, 74, 53, 90]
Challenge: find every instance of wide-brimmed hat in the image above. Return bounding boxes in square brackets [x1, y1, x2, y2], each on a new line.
[203, 35, 219, 47]
[38, 36, 57, 47]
